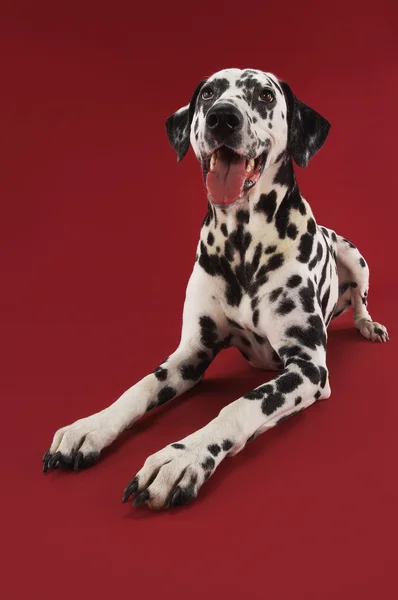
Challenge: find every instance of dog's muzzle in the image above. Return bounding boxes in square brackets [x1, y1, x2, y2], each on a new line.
[205, 103, 243, 143]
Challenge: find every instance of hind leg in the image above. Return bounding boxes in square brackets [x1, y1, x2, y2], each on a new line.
[335, 234, 389, 342]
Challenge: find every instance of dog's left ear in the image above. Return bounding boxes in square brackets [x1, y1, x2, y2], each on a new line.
[280, 81, 331, 168]
[165, 81, 205, 162]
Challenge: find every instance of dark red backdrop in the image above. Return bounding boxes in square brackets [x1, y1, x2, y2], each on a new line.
[1, 2, 397, 598]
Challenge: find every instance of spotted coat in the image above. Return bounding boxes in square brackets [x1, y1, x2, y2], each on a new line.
[43, 68, 389, 511]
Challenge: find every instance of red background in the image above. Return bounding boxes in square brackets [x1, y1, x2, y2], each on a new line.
[1, 2, 397, 598]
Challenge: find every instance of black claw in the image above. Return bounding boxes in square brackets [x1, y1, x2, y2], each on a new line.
[168, 485, 196, 509]
[74, 452, 83, 472]
[168, 487, 183, 508]
[73, 451, 99, 472]
[43, 449, 52, 473]
[132, 490, 149, 508]
[122, 477, 139, 503]
[58, 452, 75, 469]
[48, 452, 61, 469]
[43, 449, 99, 473]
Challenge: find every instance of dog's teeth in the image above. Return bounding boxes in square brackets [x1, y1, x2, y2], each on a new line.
[246, 158, 255, 172]
[210, 153, 217, 171]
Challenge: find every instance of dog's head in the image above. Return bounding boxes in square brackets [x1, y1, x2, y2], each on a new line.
[166, 68, 330, 206]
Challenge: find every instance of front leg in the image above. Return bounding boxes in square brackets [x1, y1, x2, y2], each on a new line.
[123, 309, 330, 510]
[43, 267, 228, 472]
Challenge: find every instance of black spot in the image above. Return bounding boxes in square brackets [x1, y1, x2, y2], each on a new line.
[252, 309, 260, 327]
[241, 336, 251, 347]
[287, 223, 298, 239]
[299, 278, 316, 313]
[224, 240, 234, 262]
[221, 223, 228, 237]
[180, 358, 210, 380]
[251, 298, 259, 312]
[278, 345, 301, 359]
[359, 257, 366, 268]
[286, 314, 326, 350]
[222, 439, 233, 452]
[297, 233, 313, 263]
[288, 359, 320, 384]
[321, 287, 331, 319]
[318, 236, 331, 298]
[274, 186, 303, 239]
[199, 315, 218, 348]
[273, 157, 295, 187]
[207, 231, 215, 246]
[266, 252, 284, 272]
[262, 391, 285, 416]
[157, 386, 177, 406]
[201, 456, 215, 471]
[198, 246, 242, 307]
[237, 209, 250, 224]
[154, 367, 168, 381]
[294, 396, 302, 406]
[287, 274, 302, 288]
[350, 281, 358, 288]
[319, 366, 327, 388]
[277, 298, 296, 315]
[307, 218, 316, 235]
[208, 444, 221, 457]
[314, 390, 321, 400]
[270, 287, 283, 302]
[308, 256, 318, 271]
[171, 443, 185, 450]
[276, 372, 303, 393]
[264, 245, 277, 254]
[255, 191, 277, 222]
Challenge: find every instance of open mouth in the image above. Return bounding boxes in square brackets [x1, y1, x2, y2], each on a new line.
[203, 146, 267, 206]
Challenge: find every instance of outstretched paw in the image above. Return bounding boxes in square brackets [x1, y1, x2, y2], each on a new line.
[357, 319, 389, 343]
[42, 416, 112, 473]
[122, 440, 228, 510]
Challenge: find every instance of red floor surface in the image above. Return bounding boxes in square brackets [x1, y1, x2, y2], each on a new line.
[1, 2, 397, 599]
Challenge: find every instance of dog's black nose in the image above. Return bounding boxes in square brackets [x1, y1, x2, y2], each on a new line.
[206, 103, 243, 139]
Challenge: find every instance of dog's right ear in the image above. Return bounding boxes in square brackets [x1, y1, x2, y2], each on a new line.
[165, 81, 206, 162]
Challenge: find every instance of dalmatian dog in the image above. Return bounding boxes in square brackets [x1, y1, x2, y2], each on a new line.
[43, 68, 389, 510]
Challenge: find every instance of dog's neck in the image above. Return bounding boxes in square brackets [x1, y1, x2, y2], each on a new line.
[201, 154, 311, 245]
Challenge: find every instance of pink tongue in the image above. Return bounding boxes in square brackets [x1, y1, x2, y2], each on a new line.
[206, 154, 247, 205]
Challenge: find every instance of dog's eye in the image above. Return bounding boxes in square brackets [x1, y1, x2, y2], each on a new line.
[201, 87, 214, 100]
[259, 89, 275, 103]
